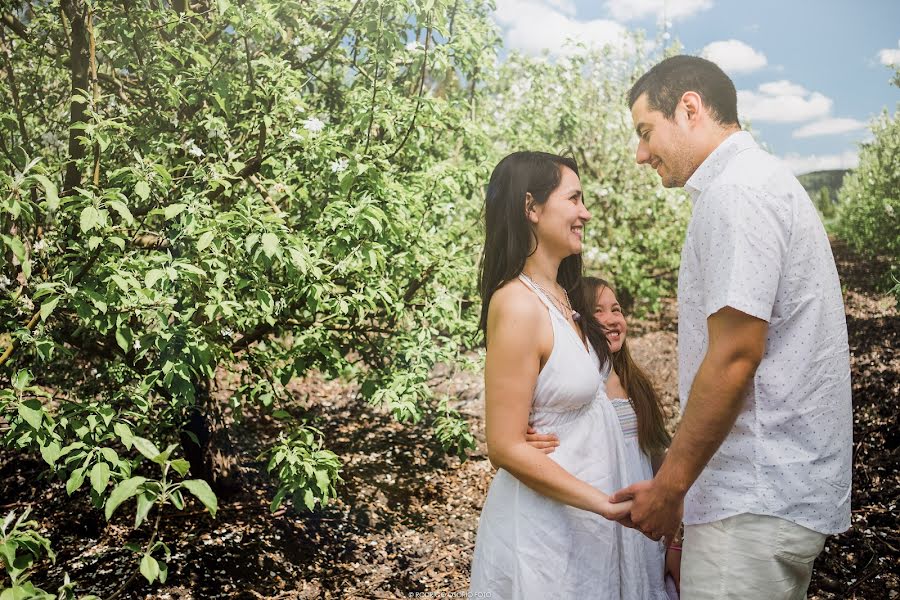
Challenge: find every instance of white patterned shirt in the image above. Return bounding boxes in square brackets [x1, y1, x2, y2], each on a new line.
[678, 131, 852, 534]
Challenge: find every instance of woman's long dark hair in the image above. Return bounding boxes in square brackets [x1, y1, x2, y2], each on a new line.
[478, 151, 610, 373]
[584, 276, 671, 457]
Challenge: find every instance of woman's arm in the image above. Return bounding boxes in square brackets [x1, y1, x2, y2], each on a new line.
[484, 286, 629, 520]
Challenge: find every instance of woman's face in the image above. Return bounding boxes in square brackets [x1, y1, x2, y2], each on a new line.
[528, 166, 591, 257]
[594, 286, 627, 353]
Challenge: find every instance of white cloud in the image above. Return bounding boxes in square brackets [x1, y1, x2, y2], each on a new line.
[701, 40, 767, 74]
[758, 80, 806, 96]
[878, 41, 900, 66]
[792, 117, 868, 138]
[605, 0, 713, 22]
[545, 0, 577, 16]
[494, 0, 634, 57]
[737, 82, 832, 123]
[781, 151, 859, 175]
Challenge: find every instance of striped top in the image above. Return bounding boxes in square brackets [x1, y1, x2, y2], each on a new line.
[610, 398, 638, 439]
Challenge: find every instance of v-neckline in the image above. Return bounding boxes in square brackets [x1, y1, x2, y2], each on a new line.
[519, 274, 591, 355]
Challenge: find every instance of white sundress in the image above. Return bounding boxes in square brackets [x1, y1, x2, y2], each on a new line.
[469, 274, 667, 599]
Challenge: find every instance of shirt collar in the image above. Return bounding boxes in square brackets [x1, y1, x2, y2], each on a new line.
[684, 130, 757, 201]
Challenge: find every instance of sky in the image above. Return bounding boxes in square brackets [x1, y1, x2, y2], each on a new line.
[491, 0, 900, 174]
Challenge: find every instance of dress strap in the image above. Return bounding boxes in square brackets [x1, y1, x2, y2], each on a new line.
[517, 274, 562, 318]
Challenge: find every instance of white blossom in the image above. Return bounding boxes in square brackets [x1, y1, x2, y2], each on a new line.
[133, 339, 141, 350]
[330, 157, 349, 173]
[221, 327, 235, 339]
[886, 203, 895, 217]
[19, 295, 34, 311]
[288, 128, 303, 141]
[0, 275, 11, 290]
[33, 239, 47, 253]
[295, 44, 313, 62]
[184, 139, 205, 158]
[302, 117, 325, 133]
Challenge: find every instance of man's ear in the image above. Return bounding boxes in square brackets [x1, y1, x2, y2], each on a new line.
[680, 91, 703, 122]
[525, 192, 539, 223]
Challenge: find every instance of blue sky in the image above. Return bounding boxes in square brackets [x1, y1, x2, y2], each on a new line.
[492, 0, 900, 174]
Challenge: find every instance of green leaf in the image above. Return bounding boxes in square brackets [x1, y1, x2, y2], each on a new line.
[100, 447, 120, 467]
[66, 467, 86, 495]
[164, 203, 187, 220]
[181, 479, 218, 518]
[303, 488, 316, 511]
[145, 269, 165, 289]
[197, 230, 215, 251]
[39, 296, 59, 321]
[170, 459, 190, 477]
[114, 422, 134, 449]
[40, 441, 62, 467]
[90, 462, 111, 493]
[140, 553, 160, 583]
[32, 174, 59, 211]
[170, 489, 185, 510]
[89, 236, 102, 250]
[108, 200, 134, 225]
[105, 476, 147, 520]
[135, 492, 156, 528]
[134, 181, 151, 202]
[132, 437, 161, 461]
[3, 234, 25, 264]
[80, 206, 101, 233]
[261, 232, 279, 258]
[12, 369, 32, 390]
[17, 400, 43, 430]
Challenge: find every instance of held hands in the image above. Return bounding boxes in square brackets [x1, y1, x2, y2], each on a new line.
[608, 479, 684, 542]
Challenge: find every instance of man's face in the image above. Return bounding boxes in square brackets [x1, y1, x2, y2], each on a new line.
[631, 92, 697, 188]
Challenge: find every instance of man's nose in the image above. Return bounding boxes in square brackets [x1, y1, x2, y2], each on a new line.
[636, 139, 650, 164]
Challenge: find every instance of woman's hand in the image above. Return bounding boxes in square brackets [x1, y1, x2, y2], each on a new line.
[598, 498, 633, 521]
[665, 545, 682, 592]
[524, 426, 560, 454]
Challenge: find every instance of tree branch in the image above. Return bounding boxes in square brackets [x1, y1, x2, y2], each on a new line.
[387, 24, 431, 161]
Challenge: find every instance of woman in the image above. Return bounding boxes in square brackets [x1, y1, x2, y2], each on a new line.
[469, 151, 668, 599]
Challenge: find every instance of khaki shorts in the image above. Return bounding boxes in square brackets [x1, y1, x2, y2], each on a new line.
[681, 513, 827, 600]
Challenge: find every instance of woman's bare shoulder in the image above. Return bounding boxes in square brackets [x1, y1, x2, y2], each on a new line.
[488, 278, 544, 321]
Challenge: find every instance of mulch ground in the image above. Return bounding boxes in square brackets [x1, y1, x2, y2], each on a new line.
[5, 238, 898, 599]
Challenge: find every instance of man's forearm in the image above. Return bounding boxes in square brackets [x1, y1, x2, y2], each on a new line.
[655, 353, 757, 495]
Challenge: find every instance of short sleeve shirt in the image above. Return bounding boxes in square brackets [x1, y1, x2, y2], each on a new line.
[678, 131, 852, 534]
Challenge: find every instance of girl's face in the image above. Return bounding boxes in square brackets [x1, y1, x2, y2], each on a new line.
[594, 286, 627, 353]
[528, 166, 591, 257]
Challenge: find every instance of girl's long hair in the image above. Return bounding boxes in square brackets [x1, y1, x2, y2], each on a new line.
[585, 276, 671, 457]
[477, 151, 610, 373]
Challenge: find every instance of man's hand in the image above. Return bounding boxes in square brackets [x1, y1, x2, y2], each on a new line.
[608, 479, 683, 541]
[524, 426, 559, 454]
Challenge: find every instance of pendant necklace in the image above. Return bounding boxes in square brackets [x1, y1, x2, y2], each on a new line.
[522, 272, 581, 322]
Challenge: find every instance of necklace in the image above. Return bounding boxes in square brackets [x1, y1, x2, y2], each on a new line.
[521, 272, 582, 322]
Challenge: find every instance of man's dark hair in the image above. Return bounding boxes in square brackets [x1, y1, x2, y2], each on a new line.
[628, 55, 741, 127]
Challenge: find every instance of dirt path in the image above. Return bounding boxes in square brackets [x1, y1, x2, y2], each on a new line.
[9, 238, 898, 599]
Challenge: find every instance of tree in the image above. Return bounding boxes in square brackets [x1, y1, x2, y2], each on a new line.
[836, 67, 899, 300]
[1, 0, 496, 591]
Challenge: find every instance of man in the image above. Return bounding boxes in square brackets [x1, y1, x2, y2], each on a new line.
[609, 55, 852, 599]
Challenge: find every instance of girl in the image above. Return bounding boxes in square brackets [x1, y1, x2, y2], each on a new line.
[527, 276, 681, 593]
[469, 151, 669, 599]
